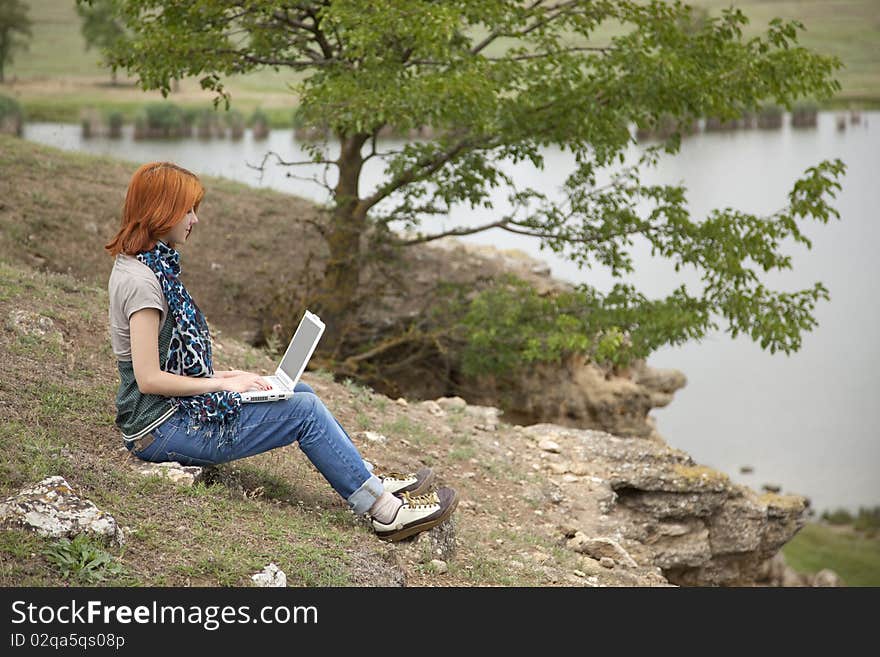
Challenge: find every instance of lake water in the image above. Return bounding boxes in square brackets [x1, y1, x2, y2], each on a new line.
[22, 112, 880, 514]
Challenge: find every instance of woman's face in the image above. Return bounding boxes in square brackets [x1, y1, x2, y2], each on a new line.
[163, 208, 199, 248]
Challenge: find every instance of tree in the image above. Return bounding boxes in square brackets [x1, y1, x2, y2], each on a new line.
[96, 0, 845, 372]
[0, 0, 32, 84]
[76, 0, 127, 85]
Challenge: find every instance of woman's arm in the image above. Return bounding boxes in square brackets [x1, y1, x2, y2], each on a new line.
[214, 370, 248, 379]
[130, 308, 225, 396]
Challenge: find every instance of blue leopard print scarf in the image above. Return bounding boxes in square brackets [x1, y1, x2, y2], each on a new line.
[137, 240, 243, 447]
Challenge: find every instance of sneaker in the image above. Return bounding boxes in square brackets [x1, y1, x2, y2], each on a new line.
[371, 487, 459, 542]
[377, 467, 434, 497]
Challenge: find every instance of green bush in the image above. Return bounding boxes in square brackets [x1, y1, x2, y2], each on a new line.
[444, 274, 696, 378]
[0, 94, 24, 136]
[821, 508, 854, 525]
[249, 107, 269, 127]
[853, 506, 880, 531]
[134, 102, 190, 138]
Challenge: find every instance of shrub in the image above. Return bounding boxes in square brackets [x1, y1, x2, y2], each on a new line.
[821, 508, 854, 525]
[134, 102, 189, 139]
[0, 93, 23, 137]
[250, 107, 270, 140]
[757, 103, 783, 129]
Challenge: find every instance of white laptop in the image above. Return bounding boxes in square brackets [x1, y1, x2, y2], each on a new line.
[238, 310, 326, 403]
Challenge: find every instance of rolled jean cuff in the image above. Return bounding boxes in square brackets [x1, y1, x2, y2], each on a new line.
[347, 473, 384, 515]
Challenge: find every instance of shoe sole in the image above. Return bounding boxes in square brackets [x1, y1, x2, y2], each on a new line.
[375, 489, 459, 542]
[398, 469, 435, 497]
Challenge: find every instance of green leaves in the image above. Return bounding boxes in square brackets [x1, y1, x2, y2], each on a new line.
[43, 534, 126, 585]
[105, 1, 849, 366]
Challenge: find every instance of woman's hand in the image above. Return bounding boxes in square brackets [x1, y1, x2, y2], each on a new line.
[219, 372, 272, 393]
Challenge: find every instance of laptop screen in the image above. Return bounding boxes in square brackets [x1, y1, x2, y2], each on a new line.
[279, 314, 323, 383]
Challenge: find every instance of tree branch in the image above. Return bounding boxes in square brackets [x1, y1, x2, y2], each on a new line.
[470, 0, 546, 55]
[394, 219, 511, 246]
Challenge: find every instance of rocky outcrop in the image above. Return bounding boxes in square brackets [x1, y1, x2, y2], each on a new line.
[0, 476, 124, 546]
[466, 355, 686, 440]
[520, 424, 810, 586]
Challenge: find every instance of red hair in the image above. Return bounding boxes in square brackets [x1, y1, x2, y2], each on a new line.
[105, 162, 205, 257]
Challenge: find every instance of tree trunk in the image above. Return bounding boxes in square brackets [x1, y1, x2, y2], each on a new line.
[315, 132, 371, 356]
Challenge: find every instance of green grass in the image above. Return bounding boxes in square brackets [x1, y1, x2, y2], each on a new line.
[379, 416, 433, 447]
[782, 523, 880, 586]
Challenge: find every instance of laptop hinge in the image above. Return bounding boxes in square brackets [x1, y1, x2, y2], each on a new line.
[275, 368, 295, 391]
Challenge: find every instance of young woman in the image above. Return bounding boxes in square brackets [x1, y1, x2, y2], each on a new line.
[106, 161, 458, 542]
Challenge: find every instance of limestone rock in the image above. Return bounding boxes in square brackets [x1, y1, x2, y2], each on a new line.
[6, 310, 65, 345]
[811, 569, 844, 587]
[538, 439, 561, 453]
[419, 400, 445, 416]
[251, 563, 287, 587]
[430, 559, 448, 574]
[0, 476, 124, 546]
[461, 355, 686, 440]
[567, 533, 639, 568]
[134, 460, 204, 487]
[600, 557, 615, 569]
[435, 396, 467, 412]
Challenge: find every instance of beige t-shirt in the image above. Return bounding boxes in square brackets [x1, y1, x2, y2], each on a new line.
[108, 254, 169, 361]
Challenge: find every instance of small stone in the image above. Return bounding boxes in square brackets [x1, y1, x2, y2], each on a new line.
[358, 431, 388, 444]
[429, 559, 448, 574]
[462, 472, 477, 479]
[562, 474, 580, 483]
[395, 397, 408, 407]
[573, 569, 586, 578]
[812, 569, 844, 587]
[419, 400, 445, 416]
[547, 462, 569, 475]
[538, 439, 561, 453]
[762, 483, 782, 493]
[600, 557, 615, 569]
[559, 523, 578, 538]
[251, 563, 287, 587]
[210, 262, 222, 271]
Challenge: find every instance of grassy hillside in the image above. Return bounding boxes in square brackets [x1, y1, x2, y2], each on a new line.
[782, 523, 880, 586]
[2, 0, 878, 124]
[2, 137, 875, 586]
[0, 257, 588, 586]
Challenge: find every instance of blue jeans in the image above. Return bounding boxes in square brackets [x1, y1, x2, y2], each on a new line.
[127, 382, 383, 515]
